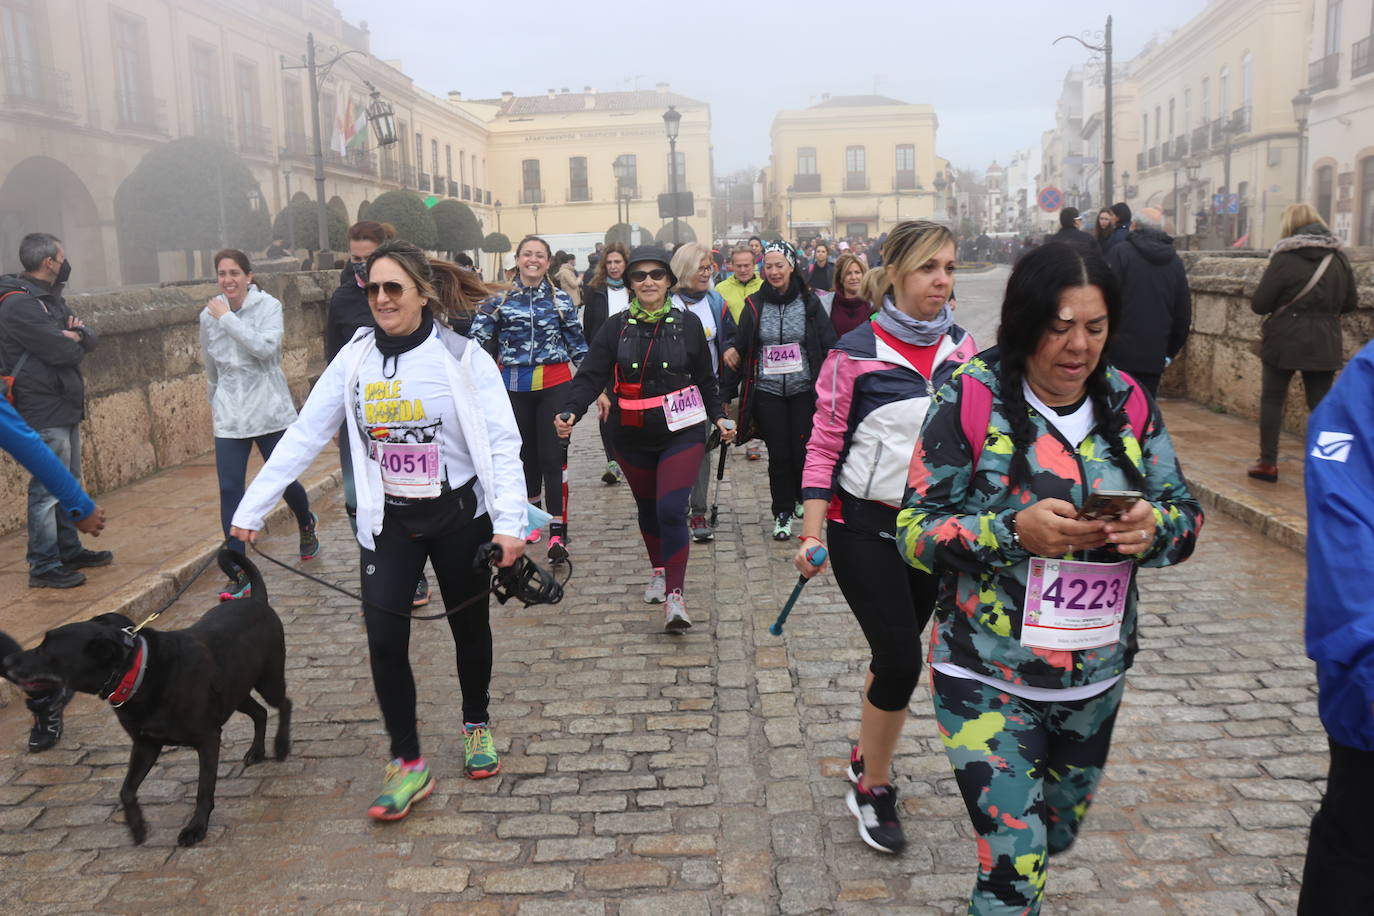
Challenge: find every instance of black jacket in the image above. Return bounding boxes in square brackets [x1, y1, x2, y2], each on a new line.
[1251, 226, 1358, 371]
[1047, 226, 1100, 256]
[562, 308, 722, 448]
[325, 262, 374, 362]
[0, 273, 97, 429]
[580, 284, 619, 345]
[807, 261, 835, 292]
[720, 283, 837, 444]
[1105, 228, 1192, 376]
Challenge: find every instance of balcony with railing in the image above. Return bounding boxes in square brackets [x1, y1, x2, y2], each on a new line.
[238, 122, 273, 157]
[282, 130, 311, 161]
[567, 186, 592, 202]
[520, 188, 544, 204]
[448, 179, 459, 198]
[792, 173, 821, 193]
[1230, 106, 1251, 135]
[844, 172, 869, 192]
[1148, 146, 1159, 168]
[1192, 125, 1210, 152]
[472, 187, 483, 203]
[115, 91, 168, 134]
[893, 171, 919, 190]
[462, 184, 472, 200]
[1310, 53, 1340, 92]
[1137, 152, 1146, 172]
[380, 158, 399, 182]
[484, 190, 492, 205]
[191, 107, 232, 142]
[1354, 36, 1374, 79]
[1172, 135, 1187, 160]
[1212, 117, 1229, 143]
[400, 164, 416, 187]
[419, 172, 431, 192]
[4, 62, 76, 117]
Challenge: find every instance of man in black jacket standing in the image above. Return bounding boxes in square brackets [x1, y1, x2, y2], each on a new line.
[0, 233, 111, 590]
[1047, 207, 1100, 255]
[1104, 208, 1192, 397]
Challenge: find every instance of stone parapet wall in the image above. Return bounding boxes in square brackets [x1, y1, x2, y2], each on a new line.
[0, 271, 339, 537]
[1164, 248, 1374, 437]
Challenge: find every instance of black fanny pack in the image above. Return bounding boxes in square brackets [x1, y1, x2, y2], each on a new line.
[385, 476, 479, 538]
[836, 488, 899, 538]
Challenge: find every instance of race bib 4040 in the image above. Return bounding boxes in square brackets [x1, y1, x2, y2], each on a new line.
[761, 343, 803, 376]
[1021, 558, 1132, 651]
[663, 385, 707, 431]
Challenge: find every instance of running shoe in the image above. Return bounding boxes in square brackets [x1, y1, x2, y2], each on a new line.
[367, 758, 434, 821]
[412, 574, 431, 608]
[794, 501, 804, 520]
[746, 443, 762, 461]
[218, 569, 251, 602]
[846, 783, 905, 854]
[772, 513, 792, 541]
[664, 591, 691, 632]
[299, 512, 320, 560]
[689, 515, 714, 543]
[526, 527, 543, 545]
[601, 460, 623, 485]
[846, 746, 865, 786]
[644, 567, 667, 604]
[27, 687, 73, 753]
[462, 722, 501, 779]
[547, 535, 568, 562]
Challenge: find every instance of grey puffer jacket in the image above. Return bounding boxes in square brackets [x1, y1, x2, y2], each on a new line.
[199, 284, 298, 438]
[1252, 225, 1358, 371]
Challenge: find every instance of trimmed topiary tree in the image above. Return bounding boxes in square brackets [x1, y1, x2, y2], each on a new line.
[605, 223, 633, 246]
[432, 200, 484, 255]
[366, 190, 438, 250]
[654, 220, 697, 245]
[760, 229, 783, 242]
[272, 198, 348, 251]
[481, 231, 513, 279]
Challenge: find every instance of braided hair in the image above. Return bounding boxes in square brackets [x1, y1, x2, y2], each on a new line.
[994, 242, 1144, 490]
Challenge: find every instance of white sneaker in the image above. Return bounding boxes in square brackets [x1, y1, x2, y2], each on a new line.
[664, 591, 691, 632]
[643, 567, 666, 604]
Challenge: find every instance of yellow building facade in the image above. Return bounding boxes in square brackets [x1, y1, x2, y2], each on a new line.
[1128, 0, 1314, 247]
[766, 96, 946, 240]
[0, 0, 711, 291]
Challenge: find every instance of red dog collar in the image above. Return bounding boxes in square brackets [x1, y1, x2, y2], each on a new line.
[107, 637, 148, 707]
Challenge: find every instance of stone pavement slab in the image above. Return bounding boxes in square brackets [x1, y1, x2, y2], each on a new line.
[0, 420, 1318, 915]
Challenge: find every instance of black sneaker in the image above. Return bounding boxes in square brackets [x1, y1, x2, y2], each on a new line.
[28, 687, 74, 753]
[29, 566, 86, 589]
[413, 574, 431, 608]
[846, 783, 905, 854]
[846, 747, 864, 785]
[65, 549, 113, 569]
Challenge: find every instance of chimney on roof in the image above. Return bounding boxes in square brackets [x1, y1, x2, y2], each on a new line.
[447, 90, 462, 101]
[501, 91, 514, 102]
[655, 81, 669, 94]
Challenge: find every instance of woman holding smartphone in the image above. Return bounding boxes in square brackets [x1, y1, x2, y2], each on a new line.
[896, 242, 1202, 914]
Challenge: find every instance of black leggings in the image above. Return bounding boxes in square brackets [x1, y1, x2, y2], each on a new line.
[359, 494, 494, 762]
[216, 431, 311, 554]
[508, 386, 565, 518]
[828, 515, 938, 711]
[753, 390, 815, 517]
[1259, 362, 1335, 464]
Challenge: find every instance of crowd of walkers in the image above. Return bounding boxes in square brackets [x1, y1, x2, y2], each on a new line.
[7, 199, 1371, 914]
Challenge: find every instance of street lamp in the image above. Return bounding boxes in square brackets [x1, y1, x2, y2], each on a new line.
[1182, 158, 1201, 238]
[933, 172, 948, 222]
[531, 202, 540, 235]
[1055, 16, 1114, 205]
[279, 150, 295, 250]
[494, 199, 502, 232]
[613, 156, 632, 230]
[662, 105, 682, 247]
[1121, 170, 1137, 200]
[829, 197, 837, 238]
[1291, 88, 1312, 203]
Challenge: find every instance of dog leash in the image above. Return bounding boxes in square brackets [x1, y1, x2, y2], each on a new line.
[129, 550, 223, 634]
[248, 542, 570, 619]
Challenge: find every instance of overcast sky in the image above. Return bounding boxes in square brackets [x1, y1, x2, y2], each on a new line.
[336, 0, 1208, 177]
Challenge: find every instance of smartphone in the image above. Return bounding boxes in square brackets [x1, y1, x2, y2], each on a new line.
[1078, 489, 1143, 521]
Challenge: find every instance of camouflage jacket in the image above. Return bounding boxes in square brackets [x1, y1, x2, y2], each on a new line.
[469, 278, 588, 391]
[896, 352, 1203, 690]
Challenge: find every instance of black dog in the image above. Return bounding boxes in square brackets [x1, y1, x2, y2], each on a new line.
[4, 549, 291, 847]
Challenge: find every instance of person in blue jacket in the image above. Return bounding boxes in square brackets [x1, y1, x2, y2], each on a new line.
[1299, 337, 1374, 915]
[0, 395, 106, 752]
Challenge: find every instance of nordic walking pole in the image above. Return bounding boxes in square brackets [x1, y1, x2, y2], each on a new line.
[769, 544, 828, 636]
[708, 420, 735, 528]
[549, 413, 573, 563]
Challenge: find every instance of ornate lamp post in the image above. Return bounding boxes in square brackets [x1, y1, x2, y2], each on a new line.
[1121, 170, 1137, 200]
[531, 202, 540, 235]
[279, 150, 295, 249]
[1291, 88, 1312, 203]
[494, 199, 502, 233]
[662, 105, 682, 247]
[613, 157, 633, 230]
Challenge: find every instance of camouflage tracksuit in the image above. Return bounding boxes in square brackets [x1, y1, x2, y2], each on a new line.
[897, 352, 1202, 915]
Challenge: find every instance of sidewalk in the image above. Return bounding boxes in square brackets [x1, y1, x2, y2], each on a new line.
[1160, 398, 1308, 552]
[0, 448, 339, 705]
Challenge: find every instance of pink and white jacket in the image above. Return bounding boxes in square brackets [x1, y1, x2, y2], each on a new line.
[802, 321, 977, 513]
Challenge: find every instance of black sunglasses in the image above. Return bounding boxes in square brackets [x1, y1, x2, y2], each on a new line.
[365, 281, 416, 301]
[628, 268, 668, 282]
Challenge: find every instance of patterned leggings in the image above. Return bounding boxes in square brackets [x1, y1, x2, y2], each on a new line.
[931, 670, 1125, 916]
[614, 427, 704, 595]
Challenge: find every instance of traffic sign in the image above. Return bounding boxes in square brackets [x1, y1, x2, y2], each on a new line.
[1038, 187, 1063, 212]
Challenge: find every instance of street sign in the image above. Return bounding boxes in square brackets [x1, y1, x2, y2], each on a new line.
[657, 191, 694, 219]
[1226, 194, 1240, 214]
[423, 195, 438, 208]
[1038, 187, 1062, 212]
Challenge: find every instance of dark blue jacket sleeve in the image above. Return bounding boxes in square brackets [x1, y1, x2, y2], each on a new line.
[0, 398, 94, 520]
[1306, 342, 1374, 751]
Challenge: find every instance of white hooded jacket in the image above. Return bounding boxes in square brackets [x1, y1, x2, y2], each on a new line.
[199, 284, 299, 439]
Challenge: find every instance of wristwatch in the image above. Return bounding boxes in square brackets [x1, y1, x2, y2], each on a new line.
[1005, 511, 1023, 550]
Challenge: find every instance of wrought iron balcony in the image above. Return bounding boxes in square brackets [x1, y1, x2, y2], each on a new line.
[1310, 53, 1340, 92]
[567, 186, 592, 202]
[520, 188, 545, 204]
[484, 190, 492, 205]
[1230, 106, 1251, 135]
[893, 172, 919, 191]
[115, 91, 168, 134]
[1212, 117, 1228, 142]
[1193, 125, 1210, 152]
[4, 62, 75, 116]
[447, 179, 458, 198]
[1137, 152, 1146, 172]
[400, 164, 416, 187]
[380, 158, 399, 182]
[1148, 146, 1159, 168]
[462, 183, 472, 200]
[419, 172, 431, 192]
[1354, 36, 1374, 79]
[191, 108, 232, 142]
[792, 173, 821, 192]
[238, 122, 273, 157]
[844, 172, 869, 192]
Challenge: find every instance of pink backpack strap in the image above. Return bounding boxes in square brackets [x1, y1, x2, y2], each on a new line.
[1113, 370, 1150, 441]
[948, 332, 978, 366]
[959, 373, 994, 467]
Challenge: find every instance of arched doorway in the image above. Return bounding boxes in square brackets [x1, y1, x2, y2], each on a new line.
[0, 156, 108, 289]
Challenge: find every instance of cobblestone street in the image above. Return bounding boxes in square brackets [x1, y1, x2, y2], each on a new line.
[0, 268, 1321, 914]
